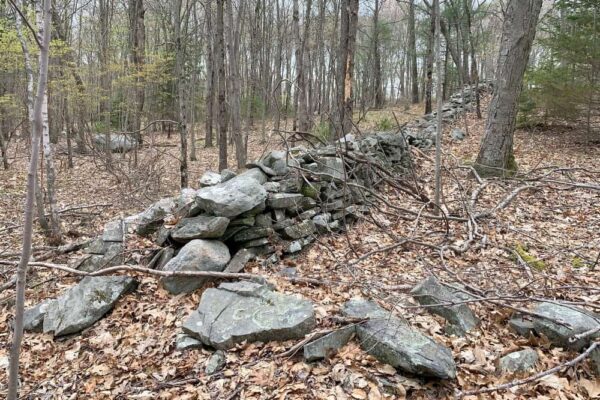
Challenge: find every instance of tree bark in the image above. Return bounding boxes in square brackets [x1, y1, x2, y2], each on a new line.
[372, 0, 384, 109]
[205, 0, 215, 148]
[475, 0, 544, 177]
[174, 0, 188, 187]
[8, 0, 52, 397]
[227, 0, 246, 168]
[127, 0, 146, 140]
[216, 0, 228, 171]
[408, 0, 419, 104]
[335, 0, 359, 137]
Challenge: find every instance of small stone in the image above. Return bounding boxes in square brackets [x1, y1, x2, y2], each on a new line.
[199, 171, 222, 187]
[280, 267, 297, 277]
[304, 326, 355, 361]
[498, 349, 539, 374]
[255, 213, 273, 228]
[224, 248, 258, 273]
[267, 193, 305, 209]
[232, 227, 273, 243]
[451, 128, 466, 141]
[175, 334, 203, 351]
[205, 350, 227, 375]
[285, 240, 302, 254]
[263, 182, 281, 193]
[23, 300, 53, 332]
[531, 302, 599, 350]
[281, 220, 316, 240]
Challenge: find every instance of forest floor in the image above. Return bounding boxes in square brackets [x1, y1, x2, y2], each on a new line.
[0, 98, 599, 399]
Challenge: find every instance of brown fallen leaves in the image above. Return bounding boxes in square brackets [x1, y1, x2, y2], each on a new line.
[1, 101, 599, 399]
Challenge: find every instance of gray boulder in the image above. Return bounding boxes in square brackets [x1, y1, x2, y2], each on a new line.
[498, 349, 538, 374]
[531, 302, 599, 350]
[410, 276, 479, 336]
[93, 133, 137, 153]
[43, 276, 137, 336]
[183, 281, 315, 350]
[508, 314, 536, 337]
[171, 216, 230, 242]
[160, 240, 231, 294]
[76, 242, 124, 273]
[199, 171, 222, 187]
[341, 298, 456, 379]
[304, 326, 355, 362]
[196, 169, 268, 218]
[220, 169, 237, 182]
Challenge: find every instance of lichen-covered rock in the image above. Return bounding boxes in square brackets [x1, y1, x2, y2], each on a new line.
[183, 281, 315, 350]
[42, 276, 137, 336]
[306, 157, 345, 181]
[23, 300, 53, 332]
[410, 276, 479, 336]
[160, 240, 231, 294]
[170, 215, 230, 242]
[196, 169, 267, 218]
[508, 314, 536, 337]
[102, 219, 124, 242]
[498, 349, 538, 374]
[224, 248, 257, 273]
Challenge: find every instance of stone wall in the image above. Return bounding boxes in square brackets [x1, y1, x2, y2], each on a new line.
[75, 84, 488, 294]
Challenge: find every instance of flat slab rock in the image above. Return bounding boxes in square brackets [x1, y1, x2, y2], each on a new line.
[170, 215, 230, 242]
[32, 276, 137, 337]
[304, 326, 355, 361]
[341, 298, 456, 379]
[183, 281, 315, 350]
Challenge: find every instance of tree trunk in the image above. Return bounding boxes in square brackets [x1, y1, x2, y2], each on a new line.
[227, 0, 246, 168]
[128, 0, 146, 140]
[408, 0, 419, 104]
[205, 0, 215, 147]
[424, 8, 435, 115]
[335, 0, 359, 137]
[372, 0, 384, 109]
[475, 0, 543, 177]
[174, 0, 188, 187]
[216, 0, 228, 171]
[8, 0, 52, 397]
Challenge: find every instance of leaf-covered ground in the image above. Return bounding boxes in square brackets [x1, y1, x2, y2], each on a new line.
[1, 99, 599, 399]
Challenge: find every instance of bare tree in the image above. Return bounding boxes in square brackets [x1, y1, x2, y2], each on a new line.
[475, 0, 544, 177]
[127, 0, 146, 138]
[205, 0, 215, 148]
[408, 0, 419, 104]
[174, 0, 189, 187]
[7, 0, 52, 397]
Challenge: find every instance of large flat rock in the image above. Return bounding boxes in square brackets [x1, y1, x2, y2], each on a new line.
[196, 169, 268, 218]
[183, 281, 315, 350]
[160, 239, 231, 294]
[341, 298, 456, 379]
[42, 276, 137, 336]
